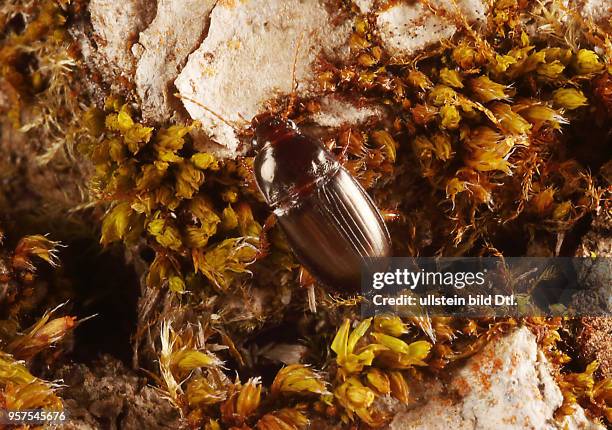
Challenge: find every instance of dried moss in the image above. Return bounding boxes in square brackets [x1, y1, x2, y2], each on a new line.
[0, 0, 86, 165]
[322, 5, 609, 256]
[78, 1, 610, 427]
[0, 227, 74, 415]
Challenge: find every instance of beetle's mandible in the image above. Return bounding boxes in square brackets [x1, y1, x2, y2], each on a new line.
[251, 113, 392, 291]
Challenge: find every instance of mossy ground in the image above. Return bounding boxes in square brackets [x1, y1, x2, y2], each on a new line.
[0, 0, 610, 429]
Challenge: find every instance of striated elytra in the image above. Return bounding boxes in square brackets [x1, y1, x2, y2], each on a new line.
[252, 114, 392, 291]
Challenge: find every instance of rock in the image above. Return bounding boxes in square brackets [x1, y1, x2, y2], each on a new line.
[580, 0, 612, 26]
[175, 0, 353, 155]
[260, 342, 309, 365]
[133, 0, 217, 122]
[88, 0, 157, 81]
[353, 0, 375, 14]
[374, 0, 487, 58]
[309, 95, 385, 128]
[572, 210, 612, 379]
[388, 327, 605, 430]
[571, 258, 612, 315]
[299, 95, 388, 143]
[576, 210, 612, 258]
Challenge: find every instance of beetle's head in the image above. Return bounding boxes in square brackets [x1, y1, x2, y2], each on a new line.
[251, 112, 297, 149]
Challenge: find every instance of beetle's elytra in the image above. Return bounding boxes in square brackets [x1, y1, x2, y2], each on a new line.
[252, 114, 392, 290]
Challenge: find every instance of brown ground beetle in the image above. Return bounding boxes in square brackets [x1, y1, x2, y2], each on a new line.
[252, 113, 392, 291]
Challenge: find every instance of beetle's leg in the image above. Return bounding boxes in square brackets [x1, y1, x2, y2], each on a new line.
[381, 209, 402, 223]
[336, 126, 369, 168]
[338, 129, 351, 164]
[255, 213, 277, 260]
[174, 93, 243, 130]
[299, 266, 317, 313]
[238, 157, 260, 194]
[326, 127, 353, 166]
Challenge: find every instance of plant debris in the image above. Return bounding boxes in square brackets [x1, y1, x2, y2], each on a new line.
[0, 0, 610, 429]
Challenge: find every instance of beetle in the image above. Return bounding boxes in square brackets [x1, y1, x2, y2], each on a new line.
[251, 112, 392, 291]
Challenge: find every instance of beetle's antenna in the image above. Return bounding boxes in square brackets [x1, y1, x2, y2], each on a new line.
[175, 92, 244, 131]
[236, 111, 248, 123]
[283, 33, 305, 120]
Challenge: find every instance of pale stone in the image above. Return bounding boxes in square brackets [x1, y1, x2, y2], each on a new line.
[580, 0, 612, 25]
[175, 0, 353, 154]
[309, 95, 385, 128]
[354, 0, 375, 13]
[260, 343, 309, 365]
[375, 0, 487, 58]
[88, 0, 157, 79]
[133, 0, 217, 122]
[388, 328, 605, 430]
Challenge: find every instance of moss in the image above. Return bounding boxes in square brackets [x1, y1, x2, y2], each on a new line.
[79, 1, 610, 426]
[0, 0, 610, 428]
[325, 8, 608, 256]
[0, 1, 70, 126]
[81, 99, 290, 298]
[557, 360, 612, 421]
[0, 227, 74, 414]
[139, 1, 611, 426]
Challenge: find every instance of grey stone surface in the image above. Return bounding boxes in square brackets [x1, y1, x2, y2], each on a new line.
[309, 95, 385, 128]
